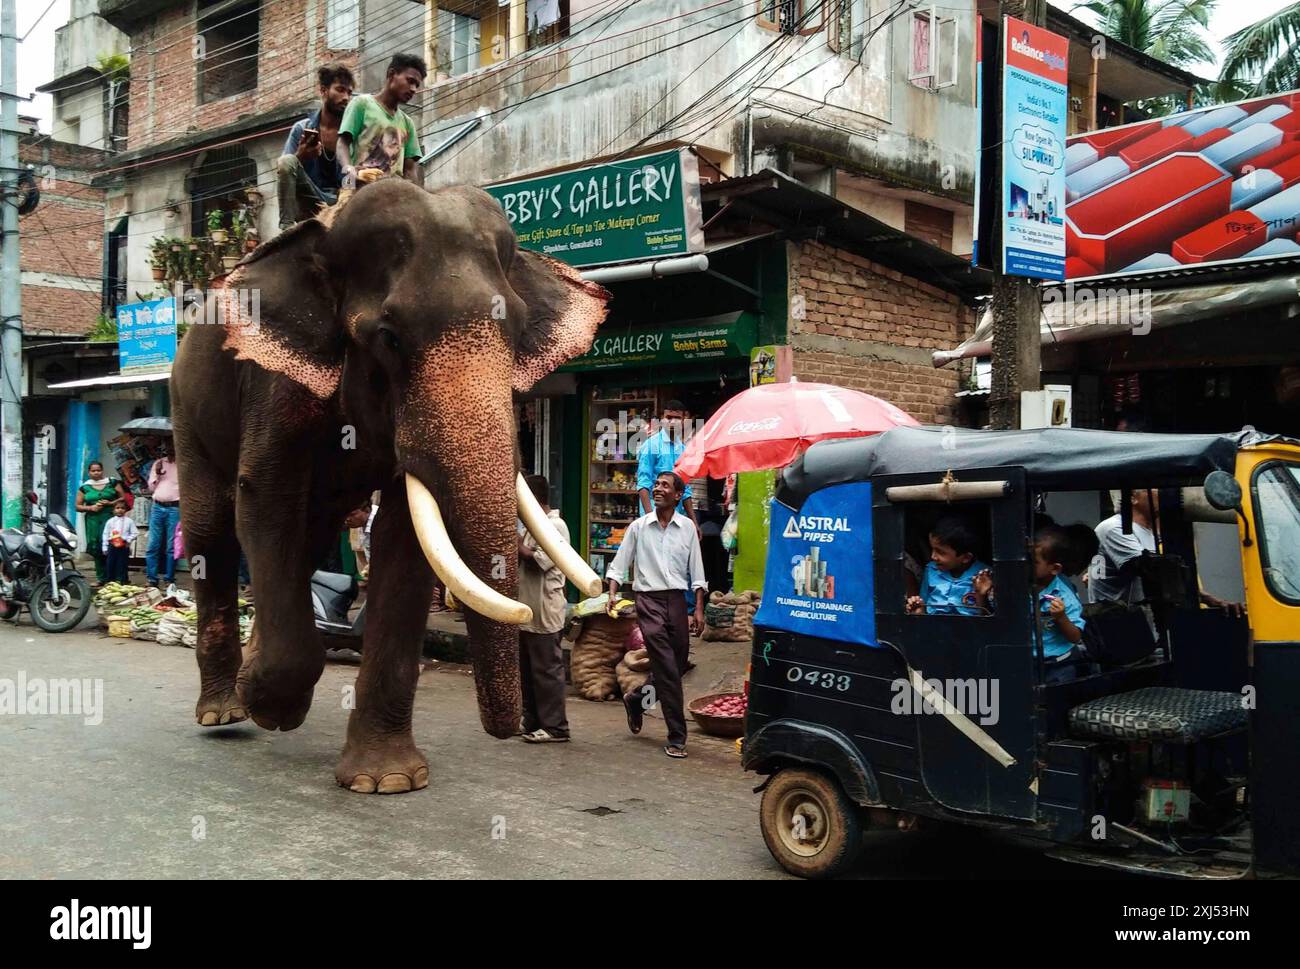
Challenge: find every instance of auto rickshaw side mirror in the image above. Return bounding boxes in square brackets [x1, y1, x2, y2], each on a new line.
[1203, 471, 1242, 511]
[1202, 470, 1253, 547]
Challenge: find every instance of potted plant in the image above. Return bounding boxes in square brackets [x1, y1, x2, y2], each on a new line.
[231, 210, 246, 248]
[149, 238, 170, 280]
[207, 209, 227, 244]
[244, 226, 259, 252]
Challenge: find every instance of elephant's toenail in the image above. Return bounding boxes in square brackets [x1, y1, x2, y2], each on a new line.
[412, 767, 429, 789]
[199, 712, 219, 726]
[377, 773, 413, 794]
[349, 774, 378, 794]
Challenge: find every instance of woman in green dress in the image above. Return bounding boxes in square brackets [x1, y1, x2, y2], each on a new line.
[76, 461, 127, 586]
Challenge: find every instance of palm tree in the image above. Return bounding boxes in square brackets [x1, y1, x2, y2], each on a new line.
[1072, 0, 1217, 68]
[1219, 2, 1300, 95]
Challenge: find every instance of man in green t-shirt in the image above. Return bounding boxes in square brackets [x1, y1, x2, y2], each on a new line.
[338, 53, 426, 187]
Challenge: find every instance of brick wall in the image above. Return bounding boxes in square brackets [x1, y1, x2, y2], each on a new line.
[128, 1, 361, 152]
[788, 240, 974, 425]
[19, 137, 110, 337]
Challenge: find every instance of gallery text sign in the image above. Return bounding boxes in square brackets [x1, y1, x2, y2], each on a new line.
[1001, 16, 1068, 280]
[486, 149, 705, 268]
[117, 298, 178, 374]
[562, 316, 756, 371]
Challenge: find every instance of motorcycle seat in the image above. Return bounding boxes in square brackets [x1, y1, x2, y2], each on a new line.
[0, 530, 25, 553]
[311, 570, 357, 597]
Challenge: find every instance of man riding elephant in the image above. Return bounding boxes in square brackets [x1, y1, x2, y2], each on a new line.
[171, 178, 607, 793]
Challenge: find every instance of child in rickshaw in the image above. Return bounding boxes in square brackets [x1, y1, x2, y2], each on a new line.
[906, 517, 994, 616]
[1032, 526, 1088, 682]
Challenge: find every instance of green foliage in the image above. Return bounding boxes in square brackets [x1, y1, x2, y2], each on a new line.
[206, 209, 225, 233]
[87, 312, 118, 343]
[1219, 1, 1300, 96]
[1072, 0, 1217, 68]
[96, 53, 130, 83]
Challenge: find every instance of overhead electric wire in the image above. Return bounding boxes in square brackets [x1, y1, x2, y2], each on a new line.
[26, 0, 758, 241]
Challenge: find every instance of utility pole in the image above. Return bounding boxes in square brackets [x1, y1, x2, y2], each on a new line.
[989, 0, 1046, 430]
[0, 0, 22, 526]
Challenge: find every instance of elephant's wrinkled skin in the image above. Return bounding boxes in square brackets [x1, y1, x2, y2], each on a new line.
[170, 179, 608, 793]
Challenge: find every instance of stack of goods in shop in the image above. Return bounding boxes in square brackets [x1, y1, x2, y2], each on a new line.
[702, 589, 761, 642]
[589, 523, 626, 553]
[569, 594, 636, 701]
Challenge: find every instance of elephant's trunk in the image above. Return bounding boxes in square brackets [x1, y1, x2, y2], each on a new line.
[397, 332, 525, 738]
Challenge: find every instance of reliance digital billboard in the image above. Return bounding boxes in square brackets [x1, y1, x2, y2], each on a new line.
[1064, 91, 1300, 277]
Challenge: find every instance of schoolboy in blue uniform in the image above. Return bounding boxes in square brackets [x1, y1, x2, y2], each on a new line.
[1033, 526, 1087, 682]
[906, 517, 993, 616]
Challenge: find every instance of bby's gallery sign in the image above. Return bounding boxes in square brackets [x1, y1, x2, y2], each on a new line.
[486, 148, 705, 268]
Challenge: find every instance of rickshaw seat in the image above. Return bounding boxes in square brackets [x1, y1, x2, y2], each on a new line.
[1068, 687, 1247, 744]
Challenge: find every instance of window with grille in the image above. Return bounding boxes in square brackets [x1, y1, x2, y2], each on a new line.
[759, 0, 823, 35]
[188, 146, 258, 238]
[197, 0, 260, 104]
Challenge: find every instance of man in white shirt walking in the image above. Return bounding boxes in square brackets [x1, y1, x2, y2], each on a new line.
[606, 472, 707, 759]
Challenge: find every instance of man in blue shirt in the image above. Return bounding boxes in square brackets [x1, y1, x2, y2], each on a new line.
[637, 400, 699, 532]
[276, 63, 353, 229]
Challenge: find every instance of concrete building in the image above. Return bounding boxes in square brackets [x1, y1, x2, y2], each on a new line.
[35, 0, 130, 151]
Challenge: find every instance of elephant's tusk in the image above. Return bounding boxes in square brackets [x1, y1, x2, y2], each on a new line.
[516, 472, 604, 598]
[405, 474, 533, 626]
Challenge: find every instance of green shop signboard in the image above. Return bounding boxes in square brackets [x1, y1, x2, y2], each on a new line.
[486, 148, 704, 268]
[563, 314, 757, 372]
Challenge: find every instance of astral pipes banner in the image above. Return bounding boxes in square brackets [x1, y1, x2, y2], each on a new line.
[486, 148, 705, 268]
[1001, 16, 1068, 280]
[754, 482, 878, 647]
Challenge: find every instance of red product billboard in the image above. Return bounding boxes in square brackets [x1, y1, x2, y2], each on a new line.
[1064, 91, 1300, 277]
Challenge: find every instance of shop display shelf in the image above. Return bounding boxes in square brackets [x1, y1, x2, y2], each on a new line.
[590, 517, 636, 524]
[592, 397, 656, 404]
[590, 459, 638, 464]
[591, 546, 621, 554]
[590, 488, 640, 494]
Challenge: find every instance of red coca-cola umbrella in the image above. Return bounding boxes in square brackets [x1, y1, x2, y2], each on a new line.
[674, 382, 918, 479]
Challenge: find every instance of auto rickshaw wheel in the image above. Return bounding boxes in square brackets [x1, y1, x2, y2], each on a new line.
[760, 768, 863, 879]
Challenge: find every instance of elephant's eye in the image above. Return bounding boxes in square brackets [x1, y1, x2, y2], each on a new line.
[378, 327, 401, 354]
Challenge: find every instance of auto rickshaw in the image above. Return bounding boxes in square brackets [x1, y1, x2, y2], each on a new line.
[742, 426, 1300, 879]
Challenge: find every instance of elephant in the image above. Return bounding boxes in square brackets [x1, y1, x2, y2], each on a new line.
[170, 178, 609, 793]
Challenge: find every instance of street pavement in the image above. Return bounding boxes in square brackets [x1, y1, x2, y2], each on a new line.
[0, 617, 1104, 879]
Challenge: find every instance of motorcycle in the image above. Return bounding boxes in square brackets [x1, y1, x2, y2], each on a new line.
[312, 569, 365, 649]
[0, 491, 93, 632]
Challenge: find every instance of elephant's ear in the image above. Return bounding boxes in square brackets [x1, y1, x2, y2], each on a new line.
[218, 219, 343, 400]
[509, 250, 610, 393]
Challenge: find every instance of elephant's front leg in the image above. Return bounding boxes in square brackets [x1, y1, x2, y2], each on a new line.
[336, 479, 435, 794]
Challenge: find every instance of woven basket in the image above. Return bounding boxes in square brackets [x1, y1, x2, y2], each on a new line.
[688, 692, 747, 738]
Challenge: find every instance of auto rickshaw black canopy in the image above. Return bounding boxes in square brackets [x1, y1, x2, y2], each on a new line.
[779, 427, 1243, 507]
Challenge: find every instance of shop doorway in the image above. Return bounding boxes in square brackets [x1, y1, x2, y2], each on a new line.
[582, 369, 743, 595]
